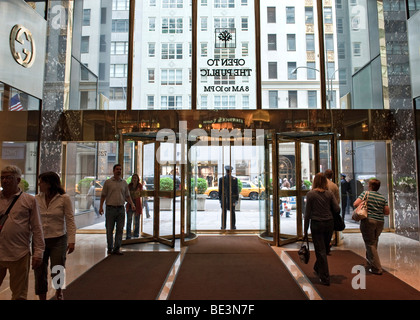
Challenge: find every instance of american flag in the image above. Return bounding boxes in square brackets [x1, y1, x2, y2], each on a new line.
[9, 94, 23, 111]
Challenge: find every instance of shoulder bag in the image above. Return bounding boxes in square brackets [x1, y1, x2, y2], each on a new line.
[298, 235, 310, 264]
[0, 192, 23, 232]
[352, 191, 369, 221]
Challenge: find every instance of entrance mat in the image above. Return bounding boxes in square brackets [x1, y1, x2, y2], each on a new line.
[168, 236, 307, 300]
[63, 251, 179, 300]
[186, 235, 275, 254]
[286, 250, 420, 300]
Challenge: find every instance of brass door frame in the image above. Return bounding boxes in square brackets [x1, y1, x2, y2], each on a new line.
[120, 133, 178, 248]
[262, 132, 335, 246]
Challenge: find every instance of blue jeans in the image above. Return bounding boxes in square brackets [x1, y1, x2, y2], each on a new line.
[126, 209, 140, 238]
[34, 234, 67, 295]
[105, 205, 125, 252]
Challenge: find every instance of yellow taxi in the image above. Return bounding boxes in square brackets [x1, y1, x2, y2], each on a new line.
[204, 181, 265, 200]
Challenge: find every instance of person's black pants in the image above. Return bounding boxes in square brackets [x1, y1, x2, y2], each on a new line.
[341, 196, 348, 220]
[310, 219, 334, 284]
[221, 206, 236, 229]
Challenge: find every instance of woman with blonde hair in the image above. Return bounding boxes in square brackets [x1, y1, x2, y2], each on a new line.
[304, 173, 340, 286]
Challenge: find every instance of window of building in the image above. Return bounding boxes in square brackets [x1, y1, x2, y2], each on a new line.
[306, 34, 315, 51]
[162, 0, 183, 8]
[83, 9, 91, 26]
[215, 0, 235, 8]
[288, 62, 297, 80]
[149, 17, 156, 31]
[268, 34, 277, 51]
[241, 17, 249, 31]
[162, 43, 183, 59]
[148, 69, 155, 83]
[161, 69, 183, 85]
[308, 90, 317, 108]
[268, 62, 277, 79]
[307, 62, 317, 79]
[112, 19, 129, 32]
[269, 91, 278, 108]
[148, 43, 156, 57]
[81, 36, 89, 53]
[161, 96, 182, 109]
[288, 90, 297, 108]
[267, 7, 276, 23]
[201, 17, 208, 31]
[305, 7, 313, 24]
[162, 18, 183, 34]
[324, 7, 333, 24]
[287, 34, 296, 51]
[113, 0, 129, 10]
[286, 7, 295, 24]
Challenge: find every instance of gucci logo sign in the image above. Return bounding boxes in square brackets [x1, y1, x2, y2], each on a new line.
[9, 24, 36, 68]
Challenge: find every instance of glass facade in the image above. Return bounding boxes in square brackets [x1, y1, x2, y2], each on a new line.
[0, 0, 419, 243]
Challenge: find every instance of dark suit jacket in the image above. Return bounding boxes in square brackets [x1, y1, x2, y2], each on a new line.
[219, 174, 239, 208]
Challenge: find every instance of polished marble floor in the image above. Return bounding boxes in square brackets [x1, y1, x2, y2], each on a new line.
[0, 231, 419, 300]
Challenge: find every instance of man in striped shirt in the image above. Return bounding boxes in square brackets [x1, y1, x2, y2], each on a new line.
[354, 179, 390, 275]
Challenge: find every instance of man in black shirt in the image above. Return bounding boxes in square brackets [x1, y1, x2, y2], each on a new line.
[219, 166, 239, 230]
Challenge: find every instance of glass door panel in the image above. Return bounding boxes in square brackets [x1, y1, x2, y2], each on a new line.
[278, 140, 297, 243]
[140, 142, 155, 238]
[156, 141, 176, 247]
[259, 135, 273, 243]
[300, 142, 317, 238]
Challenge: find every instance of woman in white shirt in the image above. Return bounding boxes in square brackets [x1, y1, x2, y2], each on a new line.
[35, 172, 76, 300]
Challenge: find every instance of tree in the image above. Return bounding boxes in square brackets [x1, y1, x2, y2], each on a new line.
[218, 30, 232, 48]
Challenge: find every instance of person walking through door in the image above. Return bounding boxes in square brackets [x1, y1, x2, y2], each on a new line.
[353, 178, 389, 275]
[219, 165, 239, 229]
[126, 174, 142, 239]
[34, 171, 76, 300]
[99, 164, 136, 255]
[304, 173, 340, 286]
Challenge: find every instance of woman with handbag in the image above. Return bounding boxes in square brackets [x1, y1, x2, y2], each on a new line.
[35, 171, 76, 300]
[304, 173, 340, 286]
[126, 174, 142, 239]
[353, 179, 389, 275]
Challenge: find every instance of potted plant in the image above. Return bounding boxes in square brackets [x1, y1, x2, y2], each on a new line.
[76, 177, 94, 210]
[78, 177, 94, 194]
[192, 178, 208, 211]
[159, 176, 174, 211]
[19, 178, 30, 192]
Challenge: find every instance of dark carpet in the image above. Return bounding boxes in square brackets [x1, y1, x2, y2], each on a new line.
[168, 236, 307, 300]
[286, 249, 420, 300]
[63, 251, 179, 300]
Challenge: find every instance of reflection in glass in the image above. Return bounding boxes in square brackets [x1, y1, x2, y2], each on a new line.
[197, 0, 256, 109]
[70, 0, 130, 110]
[261, 0, 320, 108]
[133, 1, 191, 109]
